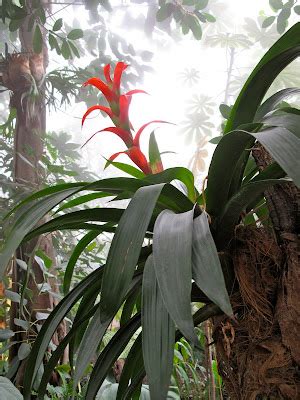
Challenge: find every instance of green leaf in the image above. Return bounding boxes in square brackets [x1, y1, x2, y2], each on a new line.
[0, 329, 15, 341]
[56, 192, 111, 212]
[99, 0, 112, 12]
[186, 14, 202, 40]
[68, 40, 80, 58]
[99, 184, 165, 322]
[206, 129, 254, 218]
[48, 33, 60, 54]
[0, 377, 23, 400]
[262, 16, 276, 28]
[294, 5, 300, 15]
[216, 178, 291, 247]
[148, 132, 163, 175]
[33, 24, 43, 54]
[195, 0, 208, 10]
[116, 334, 144, 400]
[9, 18, 24, 32]
[153, 209, 199, 347]
[104, 159, 145, 179]
[224, 23, 300, 133]
[61, 39, 71, 59]
[18, 343, 31, 360]
[0, 186, 85, 279]
[156, 3, 174, 22]
[269, 0, 283, 10]
[24, 209, 123, 241]
[143, 167, 196, 203]
[252, 127, 300, 187]
[201, 12, 216, 22]
[219, 103, 232, 119]
[67, 28, 83, 40]
[255, 88, 300, 120]
[192, 212, 232, 315]
[14, 318, 30, 330]
[38, 304, 99, 399]
[142, 255, 175, 400]
[85, 314, 141, 399]
[23, 266, 104, 399]
[73, 310, 111, 390]
[63, 231, 100, 295]
[277, 8, 290, 34]
[52, 18, 63, 31]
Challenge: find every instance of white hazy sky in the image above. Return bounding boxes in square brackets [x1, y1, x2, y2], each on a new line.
[47, 0, 278, 184]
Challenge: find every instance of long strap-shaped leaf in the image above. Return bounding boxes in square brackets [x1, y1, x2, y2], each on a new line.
[73, 310, 112, 392]
[255, 88, 300, 121]
[206, 125, 300, 219]
[216, 178, 291, 248]
[116, 333, 143, 400]
[23, 265, 104, 399]
[85, 314, 142, 400]
[142, 254, 175, 400]
[63, 230, 100, 295]
[0, 187, 83, 278]
[153, 209, 199, 347]
[121, 303, 222, 399]
[252, 127, 300, 187]
[37, 304, 99, 399]
[73, 273, 142, 391]
[192, 212, 232, 316]
[225, 23, 300, 132]
[99, 183, 166, 323]
[24, 208, 124, 241]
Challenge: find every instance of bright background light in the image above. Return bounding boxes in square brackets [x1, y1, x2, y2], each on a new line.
[47, 0, 297, 189]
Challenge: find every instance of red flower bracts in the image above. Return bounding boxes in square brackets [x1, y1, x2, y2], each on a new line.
[82, 62, 168, 174]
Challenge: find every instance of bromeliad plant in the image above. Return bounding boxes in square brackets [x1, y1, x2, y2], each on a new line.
[0, 23, 300, 400]
[82, 61, 167, 175]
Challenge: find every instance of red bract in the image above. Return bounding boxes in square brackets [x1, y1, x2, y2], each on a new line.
[109, 147, 152, 175]
[82, 61, 169, 174]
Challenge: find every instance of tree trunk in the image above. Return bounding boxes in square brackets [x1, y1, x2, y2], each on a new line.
[2, 0, 67, 382]
[213, 145, 300, 399]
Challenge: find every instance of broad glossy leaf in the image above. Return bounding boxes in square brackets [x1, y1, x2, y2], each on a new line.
[0, 377, 23, 400]
[225, 23, 300, 132]
[143, 167, 197, 202]
[262, 109, 300, 138]
[142, 254, 175, 400]
[253, 127, 300, 187]
[192, 212, 232, 316]
[100, 184, 165, 323]
[23, 266, 104, 399]
[153, 209, 199, 346]
[255, 88, 300, 120]
[85, 314, 141, 399]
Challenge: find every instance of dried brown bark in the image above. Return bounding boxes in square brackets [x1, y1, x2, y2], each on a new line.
[213, 144, 300, 399]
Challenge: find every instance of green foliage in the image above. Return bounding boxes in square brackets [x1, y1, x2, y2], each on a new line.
[1, 22, 300, 400]
[261, 0, 299, 34]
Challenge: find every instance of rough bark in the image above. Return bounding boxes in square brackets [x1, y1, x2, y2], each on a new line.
[2, 0, 67, 381]
[213, 144, 300, 400]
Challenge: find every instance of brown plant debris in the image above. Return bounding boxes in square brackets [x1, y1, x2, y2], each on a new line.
[213, 227, 300, 400]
